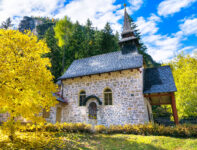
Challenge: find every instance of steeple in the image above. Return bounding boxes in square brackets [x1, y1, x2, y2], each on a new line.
[122, 4, 132, 35]
[119, 4, 139, 54]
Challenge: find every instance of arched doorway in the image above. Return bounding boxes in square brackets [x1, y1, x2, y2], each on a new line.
[88, 102, 97, 119]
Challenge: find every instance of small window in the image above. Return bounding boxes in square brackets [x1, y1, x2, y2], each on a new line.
[56, 107, 62, 122]
[43, 108, 50, 118]
[79, 91, 86, 106]
[104, 88, 112, 105]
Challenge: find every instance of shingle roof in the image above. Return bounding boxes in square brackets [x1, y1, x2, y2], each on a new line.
[59, 51, 143, 79]
[143, 66, 177, 94]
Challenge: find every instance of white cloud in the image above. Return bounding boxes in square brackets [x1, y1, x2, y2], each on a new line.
[0, 0, 65, 27]
[179, 18, 197, 36]
[136, 14, 181, 62]
[128, 0, 143, 14]
[136, 13, 197, 62]
[55, 0, 143, 33]
[158, 0, 197, 17]
[178, 46, 195, 53]
[55, 0, 122, 32]
[0, 0, 143, 33]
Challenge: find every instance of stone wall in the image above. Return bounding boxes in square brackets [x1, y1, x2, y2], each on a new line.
[0, 113, 9, 123]
[51, 68, 150, 126]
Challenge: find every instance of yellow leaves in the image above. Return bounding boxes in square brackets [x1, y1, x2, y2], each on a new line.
[167, 54, 197, 118]
[0, 29, 57, 123]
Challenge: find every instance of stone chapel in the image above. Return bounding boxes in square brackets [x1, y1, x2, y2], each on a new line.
[0, 6, 178, 126]
[44, 6, 178, 126]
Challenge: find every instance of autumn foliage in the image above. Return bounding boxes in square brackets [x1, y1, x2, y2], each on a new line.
[0, 29, 57, 140]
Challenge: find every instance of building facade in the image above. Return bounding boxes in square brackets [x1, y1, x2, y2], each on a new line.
[0, 6, 178, 126]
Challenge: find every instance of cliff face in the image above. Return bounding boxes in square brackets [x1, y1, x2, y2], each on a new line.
[18, 16, 54, 38]
[18, 16, 37, 32]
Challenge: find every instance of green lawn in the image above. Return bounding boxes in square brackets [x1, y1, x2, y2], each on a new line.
[0, 131, 197, 150]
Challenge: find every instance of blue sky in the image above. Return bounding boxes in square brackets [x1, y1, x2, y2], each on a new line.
[0, 0, 197, 62]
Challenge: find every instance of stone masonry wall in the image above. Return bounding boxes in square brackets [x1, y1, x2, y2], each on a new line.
[52, 68, 149, 126]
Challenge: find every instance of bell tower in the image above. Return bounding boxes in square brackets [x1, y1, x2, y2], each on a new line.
[119, 4, 139, 54]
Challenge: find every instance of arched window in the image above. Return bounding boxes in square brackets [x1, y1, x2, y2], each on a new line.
[79, 90, 86, 106]
[104, 88, 112, 105]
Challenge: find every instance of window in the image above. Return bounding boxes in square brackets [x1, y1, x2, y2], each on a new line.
[104, 88, 112, 105]
[56, 107, 62, 122]
[79, 91, 86, 106]
[43, 108, 50, 118]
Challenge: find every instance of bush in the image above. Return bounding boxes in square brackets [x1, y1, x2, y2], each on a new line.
[95, 125, 106, 133]
[19, 122, 92, 133]
[18, 123, 197, 137]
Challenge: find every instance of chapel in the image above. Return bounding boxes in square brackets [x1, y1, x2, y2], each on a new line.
[43, 5, 179, 126]
[0, 5, 178, 126]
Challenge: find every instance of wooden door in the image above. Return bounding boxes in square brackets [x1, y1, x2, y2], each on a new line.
[88, 102, 97, 119]
[56, 107, 62, 122]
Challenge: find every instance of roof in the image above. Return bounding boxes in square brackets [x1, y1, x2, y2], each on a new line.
[122, 7, 132, 35]
[59, 51, 143, 79]
[143, 66, 177, 94]
[56, 80, 61, 86]
[53, 93, 68, 104]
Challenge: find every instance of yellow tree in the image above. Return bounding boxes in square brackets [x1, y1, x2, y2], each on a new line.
[168, 54, 197, 118]
[0, 29, 57, 140]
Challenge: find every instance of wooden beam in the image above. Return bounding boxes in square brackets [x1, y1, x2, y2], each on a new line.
[150, 102, 171, 105]
[144, 93, 171, 98]
[171, 92, 179, 125]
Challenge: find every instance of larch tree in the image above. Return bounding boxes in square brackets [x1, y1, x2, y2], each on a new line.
[0, 29, 57, 140]
[167, 54, 197, 118]
[54, 16, 73, 73]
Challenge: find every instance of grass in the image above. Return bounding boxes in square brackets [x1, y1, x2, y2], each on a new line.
[0, 131, 197, 150]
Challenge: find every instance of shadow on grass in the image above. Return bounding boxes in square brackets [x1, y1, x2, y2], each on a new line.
[0, 132, 165, 150]
[56, 133, 165, 150]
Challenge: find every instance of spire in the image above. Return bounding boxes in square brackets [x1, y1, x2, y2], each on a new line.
[122, 4, 132, 35]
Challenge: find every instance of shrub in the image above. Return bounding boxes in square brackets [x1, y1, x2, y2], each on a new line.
[95, 125, 106, 133]
[19, 122, 92, 133]
[18, 122, 197, 137]
[108, 125, 123, 133]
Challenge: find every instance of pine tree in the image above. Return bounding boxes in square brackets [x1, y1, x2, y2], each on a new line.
[44, 27, 62, 81]
[0, 17, 13, 29]
[101, 22, 119, 54]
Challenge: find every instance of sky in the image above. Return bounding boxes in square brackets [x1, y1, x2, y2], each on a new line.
[0, 0, 197, 62]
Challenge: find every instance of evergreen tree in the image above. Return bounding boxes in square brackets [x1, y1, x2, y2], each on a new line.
[101, 22, 119, 53]
[44, 27, 62, 81]
[84, 19, 96, 57]
[0, 17, 13, 29]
